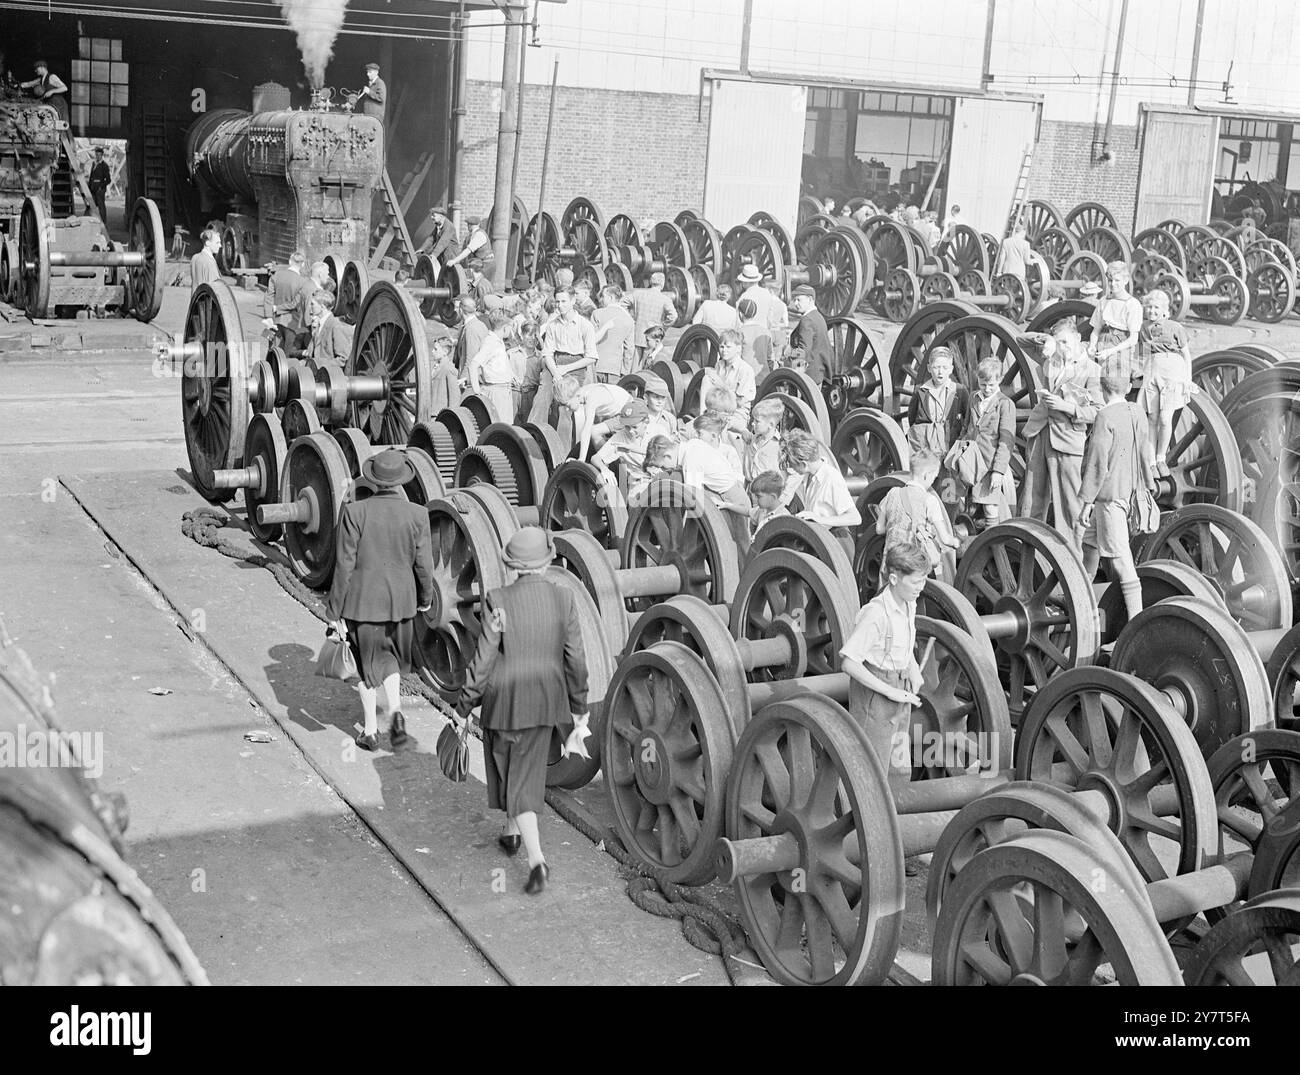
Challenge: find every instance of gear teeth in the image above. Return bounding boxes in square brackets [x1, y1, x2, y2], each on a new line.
[428, 420, 460, 486]
[454, 445, 520, 505]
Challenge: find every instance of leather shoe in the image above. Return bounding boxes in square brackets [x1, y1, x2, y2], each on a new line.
[524, 862, 549, 895]
[498, 833, 522, 856]
[356, 731, 380, 752]
[390, 712, 408, 748]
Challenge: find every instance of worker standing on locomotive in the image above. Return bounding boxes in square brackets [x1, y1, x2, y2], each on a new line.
[354, 63, 386, 125]
[22, 59, 68, 123]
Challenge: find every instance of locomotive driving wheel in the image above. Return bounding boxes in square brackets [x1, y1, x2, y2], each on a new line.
[826, 315, 891, 420]
[18, 196, 50, 318]
[540, 460, 629, 549]
[126, 197, 166, 322]
[886, 301, 979, 414]
[337, 259, 369, 325]
[180, 283, 253, 502]
[347, 282, 432, 446]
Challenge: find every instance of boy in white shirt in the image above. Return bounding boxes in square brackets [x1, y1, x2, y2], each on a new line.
[466, 310, 519, 424]
[742, 397, 784, 483]
[784, 428, 862, 557]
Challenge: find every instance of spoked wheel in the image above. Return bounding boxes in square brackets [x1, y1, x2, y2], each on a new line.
[830, 407, 909, 498]
[604, 213, 644, 252]
[748, 514, 856, 595]
[682, 217, 723, 271]
[560, 196, 606, 236]
[1191, 349, 1272, 404]
[181, 283, 253, 502]
[756, 368, 832, 442]
[1024, 199, 1067, 245]
[1225, 392, 1300, 580]
[1133, 227, 1187, 272]
[127, 197, 166, 321]
[724, 695, 906, 986]
[1206, 729, 1300, 899]
[1076, 225, 1131, 266]
[663, 264, 698, 328]
[1111, 598, 1274, 757]
[910, 616, 1013, 778]
[241, 414, 289, 544]
[1181, 891, 1300, 985]
[747, 211, 794, 266]
[1247, 262, 1297, 323]
[337, 259, 369, 325]
[1157, 393, 1244, 512]
[19, 196, 51, 318]
[521, 211, 562, 285]
[851, 475, 907, 603]
[1138, 505, 1292, 629]
[1025, 299, 1097, 342]
[604, 642, 733, 885]
[1065, 201, 1118, 237]
[955, 519, 1101, 721]
[886, 300, 980, 414]
[414, 493, 514, 700]
[930, 830, 1182, 985]
[540, 459, 629, 549]
[727, 549, 860, 682]
[807, 229, 867, 319]
[939, 225, 990, 278]
[621, 478, 741, 610]
[347, 282, 432, 446]
[672, 323, 720, 368]
[826, 315, 891, 420]
[1033, 226, 1079, 278]
[652, 221, 691, 270]
[1015, 665, 1219, 878]
[1095, 559, 1226, 646]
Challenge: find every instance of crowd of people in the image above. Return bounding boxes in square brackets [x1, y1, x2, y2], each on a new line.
[254, 234, 1193, 891]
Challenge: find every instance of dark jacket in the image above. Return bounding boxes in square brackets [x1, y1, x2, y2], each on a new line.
[88, 160, 111, 194]
[325, 491, 434, 622]
[307, 315, 354, 370]
[1080, 399, 1156, 505]
[268, 268, 314, 332]
[962, 388, 1017, 476]
[458, 574, 589, 730]
[358, 77, 386, 123]
[790, 309, 833, 383]
[906, 380, 969, 454]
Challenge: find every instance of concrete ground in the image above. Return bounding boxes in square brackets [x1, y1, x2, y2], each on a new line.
[3, 273, 1298, 987]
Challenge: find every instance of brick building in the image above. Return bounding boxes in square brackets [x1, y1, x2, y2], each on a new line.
[461, 0, 1300, 240]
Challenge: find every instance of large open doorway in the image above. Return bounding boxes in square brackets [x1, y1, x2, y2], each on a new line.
[802, 87, 953, 213]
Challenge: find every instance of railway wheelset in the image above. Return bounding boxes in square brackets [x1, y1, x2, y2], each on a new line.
[177, 254, 1300, 985]
[0, 194, 166, 321]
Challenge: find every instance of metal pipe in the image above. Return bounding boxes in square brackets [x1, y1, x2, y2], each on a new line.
[509, 1, 532, 244]
[739, 0, 754, 75]
[981, 0, 997, 87]
[1187, 0, 1207, 108]
[490, 3, 524, 290]
[449, 0, 469, 230]
[531, 58, 560, 284]
[1101, 0, 1131, 151]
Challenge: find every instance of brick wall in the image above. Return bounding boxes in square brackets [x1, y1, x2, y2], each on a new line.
[1026, 120, 1141, 237]
[460, 80, 710, 225]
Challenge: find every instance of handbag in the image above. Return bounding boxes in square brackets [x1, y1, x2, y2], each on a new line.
[436, 719, 472, 782]
[1127, 404, 1161, 534]
[313, 631, 357, 681]
[943, 439, 985, 487]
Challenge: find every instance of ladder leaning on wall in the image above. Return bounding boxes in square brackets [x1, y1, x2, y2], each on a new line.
[1004, 143, 1034, 237]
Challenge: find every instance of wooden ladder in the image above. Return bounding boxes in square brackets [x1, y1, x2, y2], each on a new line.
[1005, 143, 1034, 237]
[369, 154, 430, 269]
[142, 108, 169, 218]
[58, 131, 100, 221]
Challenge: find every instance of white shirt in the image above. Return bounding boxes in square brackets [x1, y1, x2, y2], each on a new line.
[692, 299, 740, 334]
[840, 587, 916, 673]
[678, 439, 742, 499]
[794, 459, 860, 525]
[575, 382, 631, 421]
[740, 283, 789, 334]
[703, 359, 757, 413]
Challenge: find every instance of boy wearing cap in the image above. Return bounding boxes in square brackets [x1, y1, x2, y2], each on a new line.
[789, 285, 832, 383]
[640, 372, 678, 438]
[355, 63, 387, 124]
[466, 259, 494, 308]
[592, 398, 653, 496]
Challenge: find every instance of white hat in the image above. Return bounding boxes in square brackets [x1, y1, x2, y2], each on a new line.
[737, 264, 763, 284]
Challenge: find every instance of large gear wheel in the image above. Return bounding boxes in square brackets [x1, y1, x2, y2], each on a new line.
[453, 444, 520, 504]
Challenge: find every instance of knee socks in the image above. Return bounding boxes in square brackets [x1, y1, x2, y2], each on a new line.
[381, 673, 401, 717]
[358, 683, 378, 736]
[1120, 578, 1144, 621]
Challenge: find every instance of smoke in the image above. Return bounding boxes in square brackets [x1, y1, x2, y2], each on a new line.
[275, 0, 350, 90]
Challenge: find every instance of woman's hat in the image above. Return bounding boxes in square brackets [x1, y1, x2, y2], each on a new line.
[503, 526, 554, 571]
[737, 264, 763, 284]
[361, 449, 416, 488]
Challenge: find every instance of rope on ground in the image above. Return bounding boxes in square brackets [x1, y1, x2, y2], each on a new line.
[182, 506, 750, 979]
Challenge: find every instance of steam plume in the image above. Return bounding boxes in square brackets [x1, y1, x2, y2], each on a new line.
[275, 0, 350, 90]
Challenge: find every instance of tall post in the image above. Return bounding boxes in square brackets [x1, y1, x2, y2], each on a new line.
[1102, 0, 1131, 148]
[740, 0, 753, 75]
[531, 58, 559, 283]
[449, 0, 469, 232]
[491, 2, 525, 289]
[510, 2, 531, 222]
[1187, 0, 1207, 108]
[981, 0, 997, 86]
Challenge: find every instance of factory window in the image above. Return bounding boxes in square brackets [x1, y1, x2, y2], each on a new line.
[1213, 116, 1300, 219]
[70, 37, 127, 132]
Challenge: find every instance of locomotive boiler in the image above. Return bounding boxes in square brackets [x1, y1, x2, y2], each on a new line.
[0, 97, 61, 300]
[185, 91, 384, 272]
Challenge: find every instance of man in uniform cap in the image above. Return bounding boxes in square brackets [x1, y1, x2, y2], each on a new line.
[788, 284, 832, 384]
[355, 63, 387, 125]
[418, 206, 460, 266]
[87, 146, 111, 224]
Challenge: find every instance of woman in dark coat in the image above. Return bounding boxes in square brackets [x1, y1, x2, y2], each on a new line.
[456, 527, 590, 895]
[326, 449, 435, 751]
